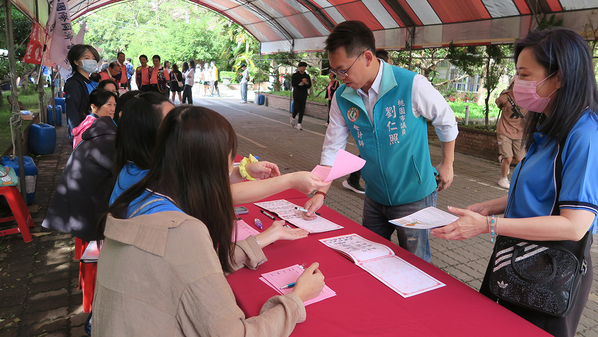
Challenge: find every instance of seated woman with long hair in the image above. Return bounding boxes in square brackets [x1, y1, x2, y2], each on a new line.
[92, 107, 325, 336]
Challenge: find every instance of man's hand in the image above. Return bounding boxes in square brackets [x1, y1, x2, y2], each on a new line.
[435, 161, 453, 192]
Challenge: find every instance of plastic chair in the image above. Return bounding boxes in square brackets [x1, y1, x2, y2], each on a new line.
[0, 186, 35, 243]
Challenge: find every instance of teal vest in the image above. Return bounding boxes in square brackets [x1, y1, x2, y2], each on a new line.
[337, 64, 437, 206]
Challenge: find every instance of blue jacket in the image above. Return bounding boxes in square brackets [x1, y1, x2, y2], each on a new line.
[337, 65, 437, 206]
[110, 162, 148, 206]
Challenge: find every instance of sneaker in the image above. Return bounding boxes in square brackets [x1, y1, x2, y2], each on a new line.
[290, 117, 296, 127]
[296, 123, 303, 130]
[498, 177, 510, 189]
[342, 179, 365, 194]
[240, 101, 247, 104]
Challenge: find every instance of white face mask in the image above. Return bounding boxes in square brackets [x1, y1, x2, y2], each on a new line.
[80, 59, 98, 73]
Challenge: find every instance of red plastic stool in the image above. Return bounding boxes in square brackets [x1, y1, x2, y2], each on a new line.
[0, 186, 35, 243]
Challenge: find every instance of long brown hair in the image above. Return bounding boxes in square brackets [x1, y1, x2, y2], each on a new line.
[108, 106, 238, 273]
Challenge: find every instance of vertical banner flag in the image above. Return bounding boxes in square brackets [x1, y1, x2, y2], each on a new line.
[23, 23, 44, 64]
[45, 0, 86, 79]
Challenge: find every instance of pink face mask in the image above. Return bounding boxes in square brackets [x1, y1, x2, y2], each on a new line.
[512, 73, 558, 112]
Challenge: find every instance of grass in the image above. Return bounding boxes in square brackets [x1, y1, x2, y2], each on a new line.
[0, 88, 50, 154]
[448, 99, 501, 121]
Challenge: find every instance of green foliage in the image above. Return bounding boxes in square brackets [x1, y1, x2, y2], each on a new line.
[0, 5, 36, 86]
[535, 14, 563, 30]
[390, 48, 448, 81]
[448, 100, 500, 120]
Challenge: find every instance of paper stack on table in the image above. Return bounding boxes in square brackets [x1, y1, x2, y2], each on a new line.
[254, 199, 343, 233]
[320, 234, 445, 298]
[389, 206, 459, 230]
[260, 264, 336, 305]
[311, 149, 366, 182]
[234, 219, 260, 241]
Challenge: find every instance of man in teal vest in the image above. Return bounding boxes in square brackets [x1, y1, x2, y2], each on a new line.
[303, 21, 458, 262]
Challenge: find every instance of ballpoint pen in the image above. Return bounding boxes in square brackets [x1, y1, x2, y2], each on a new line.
[260, 209, 276, 220]
[280, 264, 306, 289]
[294, 206, 321, 216]
[254, 218, 263, 230]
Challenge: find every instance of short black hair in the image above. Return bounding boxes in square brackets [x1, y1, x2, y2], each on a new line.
[117, 52, 125, 57]
[375, 49, 389, 63]
[325, 21, 375, 58]
[152, 55, 161, 62]
[67, 44, 100, 72]
[139, 55, 148, 61]
[89, 88, 117, 112]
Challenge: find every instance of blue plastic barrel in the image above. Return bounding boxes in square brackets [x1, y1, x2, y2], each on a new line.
[47, 105, 63, 126]
[256, 94, 265, 105]
[28, 123, 56, 155]
[1, 156, 38, 205]
[54, 97, 66, 115]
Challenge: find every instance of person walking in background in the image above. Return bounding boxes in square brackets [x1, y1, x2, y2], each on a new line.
[182, 60, 195, 105]
[64, 44, 101, 139]
[210, 61, 220, 97]
[125, 58, 134, 90]
[135, 55, 150, 92]
[169, 63, 184, 103]
[290, 61, 311, 130]
[324, 72, 338, 127]
[148, 55, 170, 96]
[203, 63, 211, 97]
[240, 63, 249, 103]
[495, 81, 528, 189]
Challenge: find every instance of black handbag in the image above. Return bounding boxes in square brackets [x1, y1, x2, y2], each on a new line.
[489, 233, 590, 317]
[488, 142, 592, 317]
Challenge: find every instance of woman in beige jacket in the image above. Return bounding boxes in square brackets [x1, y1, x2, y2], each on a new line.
[92, 106, 325, 336]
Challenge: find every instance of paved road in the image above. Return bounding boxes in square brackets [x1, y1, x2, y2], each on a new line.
[0, 95, 596, 336]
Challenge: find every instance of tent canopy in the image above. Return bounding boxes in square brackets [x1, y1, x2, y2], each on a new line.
[21, 0, 598, 53]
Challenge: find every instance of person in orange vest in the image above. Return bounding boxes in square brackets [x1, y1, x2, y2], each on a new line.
[135, 55, 150, 92]
[99, 62, 121, 85]
[149, 54, 170, 96]
[116, 52, 129, 91]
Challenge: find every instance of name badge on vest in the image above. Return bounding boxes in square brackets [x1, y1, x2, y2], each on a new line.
[347, 107, 359, 123]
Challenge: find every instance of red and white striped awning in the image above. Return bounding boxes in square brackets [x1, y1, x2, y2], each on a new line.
[65, 0, 598, 53]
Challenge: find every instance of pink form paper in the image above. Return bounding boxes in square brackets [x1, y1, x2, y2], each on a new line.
[311, 149, 366, 182]
[260, 264, 336, 306]
[233, 220, 260, 241]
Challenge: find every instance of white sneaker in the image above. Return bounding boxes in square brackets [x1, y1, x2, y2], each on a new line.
[498, 177, 510, 189]
[290, 117, 296, 127]
[296, 123, 303, 130]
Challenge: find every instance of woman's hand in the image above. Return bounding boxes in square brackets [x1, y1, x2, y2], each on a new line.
[431, 206, 487, 240]
[288, 172, 331, 194]
[246, 161, 281, 180]
[466, 203, 490, 216]
[292, 262, 325, 302]
[254, 221, 308, 247]
[301, 194, 324, 220]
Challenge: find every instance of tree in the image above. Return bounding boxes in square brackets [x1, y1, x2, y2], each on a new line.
[447, 43, 511, 128]
[0, 4, 36, 87]
[390, 48, 448, 81]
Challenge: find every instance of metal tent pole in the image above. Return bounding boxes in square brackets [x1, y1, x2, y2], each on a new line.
[4, 0, 28, 202]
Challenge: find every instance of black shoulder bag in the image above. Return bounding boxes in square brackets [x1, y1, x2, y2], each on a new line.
[488, 144, 592, 317]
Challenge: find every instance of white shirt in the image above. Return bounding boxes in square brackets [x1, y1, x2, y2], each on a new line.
[321, 61, 458, 166]
[184, 68, 195, 86]
[241, 68, 249, 83]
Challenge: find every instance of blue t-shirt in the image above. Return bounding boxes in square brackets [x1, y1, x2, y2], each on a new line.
[505, 110, 598, 233]
[110, 162, 182, 217]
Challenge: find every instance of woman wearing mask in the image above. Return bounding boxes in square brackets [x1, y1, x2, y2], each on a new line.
[170, 63, 184, 103]
[432, 28, 598, 337]
[93, 106, 325, 336]
[72, 89, 118, 148]
[64, 44, 101, 140]
[182, 60, 195, 105]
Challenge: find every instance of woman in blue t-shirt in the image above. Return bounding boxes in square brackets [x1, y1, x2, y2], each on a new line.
[431, 28, 598, 337]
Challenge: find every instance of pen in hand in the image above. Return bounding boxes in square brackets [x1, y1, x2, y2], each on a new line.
[280, 264, 306, 289]
[294, 206, 321, 216]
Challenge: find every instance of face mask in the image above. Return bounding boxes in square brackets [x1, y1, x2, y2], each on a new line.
[512, 73, 557, 112]
[80, 59, 98, 73]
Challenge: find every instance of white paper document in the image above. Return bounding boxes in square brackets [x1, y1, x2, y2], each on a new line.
[389, 206, 458, 230]
[254, 199, 343, 233]
[320, 234, 445, 297]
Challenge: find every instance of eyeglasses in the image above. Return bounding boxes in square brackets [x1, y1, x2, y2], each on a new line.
[329, 49, 369, 78]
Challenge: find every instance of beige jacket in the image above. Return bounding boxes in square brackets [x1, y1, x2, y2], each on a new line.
[92, 211, 306, 336]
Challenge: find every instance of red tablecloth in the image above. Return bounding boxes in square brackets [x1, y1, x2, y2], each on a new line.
[228, 191, 549, 336]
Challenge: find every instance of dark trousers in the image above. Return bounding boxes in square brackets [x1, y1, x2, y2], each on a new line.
[182, 85, 193, 104]
[139, 84, 149, 92]
[149, 84, 168, 97]
[292, 98, 307, 123]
